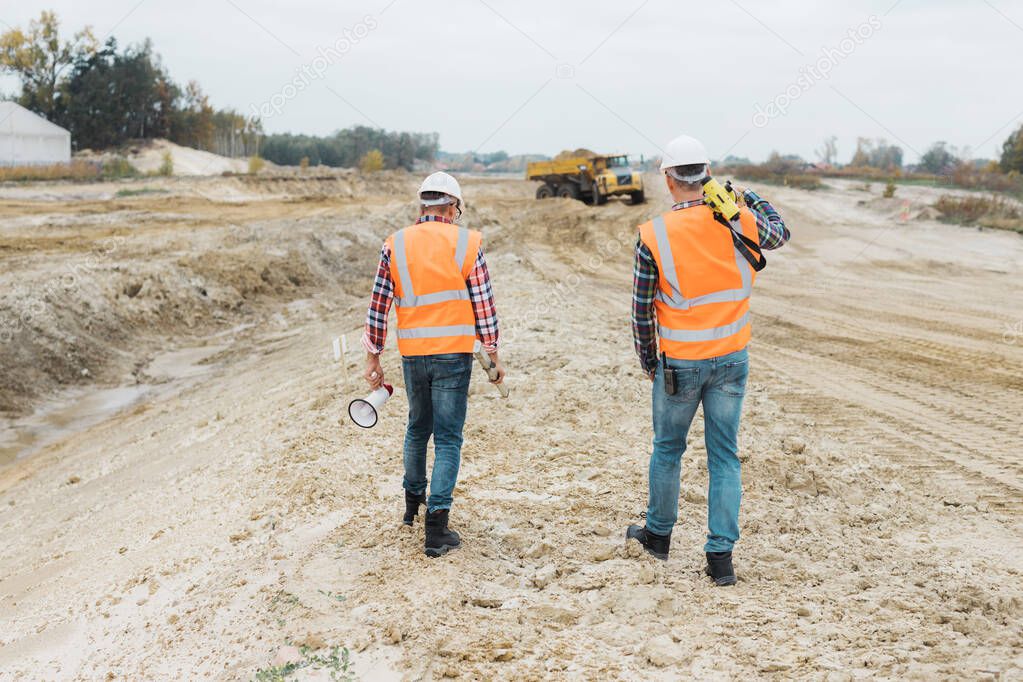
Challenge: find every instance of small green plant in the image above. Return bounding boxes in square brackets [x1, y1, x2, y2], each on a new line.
[269, 590, 302, 609]
[883, 180, 896, 198]
[100, 157, 139, 180]
[318, 589, 346, 603]
[158, 151, 174, 176]
[254, 645, 355, 681]
[115, 187, 167, 197]
[249, 155, 266, 174]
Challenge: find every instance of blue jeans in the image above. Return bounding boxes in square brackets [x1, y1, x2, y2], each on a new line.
[646, 348, 749, 553]
[401, 353, 472, 513]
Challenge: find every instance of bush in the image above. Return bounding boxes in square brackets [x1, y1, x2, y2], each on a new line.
[360, 149, 384, 173]
[883, 181, 896, 198]
[299, 156, 310, 171]
[248, 155, 266, 174]
[101, 157, 139, 179]
[0, 158, 143, 182]
[935, 194, 1023, 232]
[0, 161, 98, 182]
[784, 174, 822, 190]
[157, 151, 174, 176]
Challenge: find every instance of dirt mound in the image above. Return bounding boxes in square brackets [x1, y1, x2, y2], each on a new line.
[128, 139, 252, 175]
[0, 180, 404, 416]
[856, 195, 946, 221]
[77, 139, 252, 176]
[554, 148, 597, 160]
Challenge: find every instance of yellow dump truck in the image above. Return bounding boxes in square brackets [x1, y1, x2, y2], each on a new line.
[527, 153, 645, 205]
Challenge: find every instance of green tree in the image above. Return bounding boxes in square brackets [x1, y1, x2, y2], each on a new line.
[1000, 124, 1023, 174]
[169, 80, 214, 150]
[260, 127, 438, 170]
[919, 141, 957, 175]
[0, 11, 97, 117]
[56, 38, 178, 149]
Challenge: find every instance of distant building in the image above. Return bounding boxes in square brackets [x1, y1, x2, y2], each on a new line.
[0, 102, 72, 166]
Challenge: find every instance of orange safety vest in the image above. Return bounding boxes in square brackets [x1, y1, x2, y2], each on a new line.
[386, 220, 482, 356]
[638, 205, 760, 360]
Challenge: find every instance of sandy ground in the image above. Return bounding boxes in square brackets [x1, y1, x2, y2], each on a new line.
[0, 172, 1021, 680]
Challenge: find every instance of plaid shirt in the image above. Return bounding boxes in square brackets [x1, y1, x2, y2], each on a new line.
[362, 215, 499, 355]
[632, 188, 789, 372]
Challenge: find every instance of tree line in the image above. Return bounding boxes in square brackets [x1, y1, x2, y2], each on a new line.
[0, 13, 261, 156]
[260, 128, 439, 171]
[811, 133, 1023, 176]
[0, 11, 437, 170]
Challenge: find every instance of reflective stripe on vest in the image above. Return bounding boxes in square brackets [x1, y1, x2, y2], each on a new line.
[393, 226, 472, 308]
[652, 215, 752, 310]
[658, 312, 750, 342]
[396, 324, 476, 339]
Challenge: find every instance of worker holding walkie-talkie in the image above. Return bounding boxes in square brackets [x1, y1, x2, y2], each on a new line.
[625, 134, 790, 585]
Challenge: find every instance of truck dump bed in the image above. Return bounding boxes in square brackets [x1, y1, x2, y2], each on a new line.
[526, 157, 592, 180]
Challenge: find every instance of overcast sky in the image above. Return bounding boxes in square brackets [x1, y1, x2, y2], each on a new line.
[2, 0, 1021, 163]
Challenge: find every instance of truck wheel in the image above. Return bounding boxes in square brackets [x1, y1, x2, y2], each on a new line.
[591, 183, 607, 205]
[557, 184, 580, 200]
[630, 190, 646, 205]
[536, 184, 554, 199]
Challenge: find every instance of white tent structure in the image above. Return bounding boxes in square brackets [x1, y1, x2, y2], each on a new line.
[0, 102, 72, 166]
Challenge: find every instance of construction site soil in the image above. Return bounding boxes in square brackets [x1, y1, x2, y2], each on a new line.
[0, 170, 1020, 679]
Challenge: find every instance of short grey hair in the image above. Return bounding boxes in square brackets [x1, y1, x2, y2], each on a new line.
[420, 191, 456, 208]
[665, 163, 708, 184]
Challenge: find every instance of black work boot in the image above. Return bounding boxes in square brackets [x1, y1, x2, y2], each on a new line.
[424, 509, 461, 557]
[402, 490, 426, 526]
[625, 525, 671, 561]
[705, 551, 737, 586]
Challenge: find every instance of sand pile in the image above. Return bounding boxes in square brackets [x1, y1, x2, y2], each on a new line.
[554, 148, 598, 160]
[122, 139, 250, 176]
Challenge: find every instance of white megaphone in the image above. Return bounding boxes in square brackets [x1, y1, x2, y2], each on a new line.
[348, 384, 394, 428]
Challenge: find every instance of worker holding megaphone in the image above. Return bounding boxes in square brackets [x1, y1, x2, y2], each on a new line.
[361, 171, 505, 558]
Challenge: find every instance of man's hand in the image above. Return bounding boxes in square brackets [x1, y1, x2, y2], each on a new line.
[364, 352, 384, 390]
[487, 351, 506, 385]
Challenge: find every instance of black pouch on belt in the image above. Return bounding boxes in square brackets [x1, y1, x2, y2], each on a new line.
[661, 352, 678, 396]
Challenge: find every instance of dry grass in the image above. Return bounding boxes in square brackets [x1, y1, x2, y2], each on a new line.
[0, 159, 138, 182]
[0, 161, 100, 182]
[728, 164, 823, 190]
[934, 194, 1023, 233]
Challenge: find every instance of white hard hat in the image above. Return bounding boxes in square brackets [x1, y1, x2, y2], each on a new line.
[419, 171, 463, 207]
[659, 134, 710, 171]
